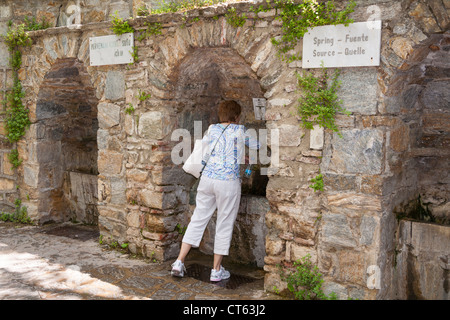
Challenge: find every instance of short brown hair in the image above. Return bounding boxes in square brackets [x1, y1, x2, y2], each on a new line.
[218, 100, 241, 123]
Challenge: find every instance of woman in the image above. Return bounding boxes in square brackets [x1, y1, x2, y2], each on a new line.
[171, 100, 260, 281]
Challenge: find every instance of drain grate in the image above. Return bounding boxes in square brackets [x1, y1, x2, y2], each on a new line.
[43, 225, 99, 241]
[185, 263, 256, 290]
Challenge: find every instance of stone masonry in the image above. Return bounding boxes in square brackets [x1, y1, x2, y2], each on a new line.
[0, 0, 448, 299]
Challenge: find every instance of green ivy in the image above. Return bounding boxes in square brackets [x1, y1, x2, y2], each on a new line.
[280, 254, 337, 300]
[225, 7, 247, 28]
[110, 11, 135, 35]
[7, 148, 22, 169]
[271, 0, 356, 61]
[175, 223, 187, 235]
[130, 45, 138, 64]
[0, 198, 33, 224]
[3, 20, 47, 146]
[138, 90, 151, 101]
[249, 0, 274, 15]
[309, 173, 324, 192]
[297, 65, 350, 136]
[2, 22, 32, 49]
[136, 4, 150, 16]
[5, 79, 30, 144]
[23, 16, 51, 31]
[125, 103, 135, 115]
[137, 21, 162, 41]
[2, 22, 33, 168]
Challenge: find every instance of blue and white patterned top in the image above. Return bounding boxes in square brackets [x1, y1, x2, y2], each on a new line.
[202, 124, 260, 181]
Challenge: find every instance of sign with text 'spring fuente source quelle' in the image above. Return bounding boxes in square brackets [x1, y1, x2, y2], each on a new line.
[302, 20, 382, 68]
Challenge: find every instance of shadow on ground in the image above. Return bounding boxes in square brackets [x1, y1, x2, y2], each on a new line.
[0, 222, 280, 300]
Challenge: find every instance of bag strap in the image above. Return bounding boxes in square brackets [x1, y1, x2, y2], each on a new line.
[200, 124, 230, 175]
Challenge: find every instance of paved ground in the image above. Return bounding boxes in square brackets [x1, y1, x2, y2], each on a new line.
[0, 221, 279, 300]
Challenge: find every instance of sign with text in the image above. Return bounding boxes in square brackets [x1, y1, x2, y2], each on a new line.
[302, 21, 381, 68]
[89, 33, 134, 66]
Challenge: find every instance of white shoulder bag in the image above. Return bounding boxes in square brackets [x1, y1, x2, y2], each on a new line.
[182, 124, 230, 178]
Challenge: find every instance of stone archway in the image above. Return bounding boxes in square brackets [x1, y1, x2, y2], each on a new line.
[170, 46, 270, 267]
[34, 58, 99, 224]
[124, 16, 293, 263]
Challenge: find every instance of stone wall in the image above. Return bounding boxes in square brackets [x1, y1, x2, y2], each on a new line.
[0, 136, 16, 213]
[263, 0, 450, 300]
[195, 195, 269, 267]
[376, 3, 450, 299]
[0, 0, 133, 33]
[395, 220, 449, 300]
[0, 0, 448, 300]
[329, 1, 448, 300]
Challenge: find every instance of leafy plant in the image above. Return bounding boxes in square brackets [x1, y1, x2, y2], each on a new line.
[125, 103, 135, 115]
[0, 198, 32, 224]
[4, 79, 30, 144]
[2, 22, 32, 49]
[138, 90, 151, 101]
[225, 7, 247, 28]
[272, 0, 356, 60]
[309, 173, 324, 192]
[296, 65, 350, 136]
[7, 149, 22, 168]
[175, 223, 187, 235]
[2, 22, 32, 168]
[137, 21, 162, 41]
[149, 250, 157, 263]
[3, 23, 32, 143]
[280, 254, 337, 300]
[130, 46, 138, 63]
[23, 16, 51, 31]
[136, 4, 150, 16]
[110, 11, 134, 35]
[249, 0, 274, 16]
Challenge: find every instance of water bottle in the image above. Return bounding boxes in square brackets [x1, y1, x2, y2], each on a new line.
[244, 164, 252, 178]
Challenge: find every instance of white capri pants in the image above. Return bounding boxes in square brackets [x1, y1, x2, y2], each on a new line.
[182, 176, 241, 256]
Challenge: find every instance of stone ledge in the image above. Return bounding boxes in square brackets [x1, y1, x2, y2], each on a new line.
[25, 1, 265, 39]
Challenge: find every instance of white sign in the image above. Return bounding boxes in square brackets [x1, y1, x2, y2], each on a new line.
[252, 98, 266, 120]
[89, 33, 134, 66]
[302, 21, 381, 68]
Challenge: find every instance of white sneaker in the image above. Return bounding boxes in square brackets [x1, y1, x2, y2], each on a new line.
[210, 266, 231, 282]
[171, 260, 186, 278]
